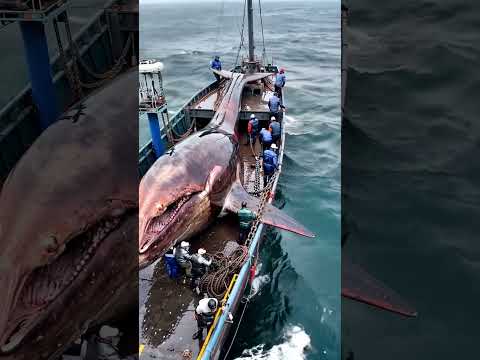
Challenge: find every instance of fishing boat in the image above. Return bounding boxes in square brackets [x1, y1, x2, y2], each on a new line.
[138, 1, 296, 359]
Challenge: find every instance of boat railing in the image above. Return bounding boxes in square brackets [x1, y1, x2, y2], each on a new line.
[0, 0, 68, 26]
[0, 0, 133, 181]
[138, 80, 218, 175]
[196, 274, 238, 360]
[0, 1, 117, 128]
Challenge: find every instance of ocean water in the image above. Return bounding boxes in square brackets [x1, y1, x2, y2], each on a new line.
[342, 0, 480, 358]
[140, 1, 341, 359]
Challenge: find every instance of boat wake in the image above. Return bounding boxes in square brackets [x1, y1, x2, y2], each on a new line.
[234, 326, 311, 360]
[283, 115, 308, 136]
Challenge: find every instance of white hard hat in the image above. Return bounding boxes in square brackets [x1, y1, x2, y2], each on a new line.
[271, 143, 278, 149]
[250, 114, 255, 118]
[99, 325, 119, 339]
[270, 116, 276, 121]
[181, 241, 190, 248]
[197, 248, 207, 255]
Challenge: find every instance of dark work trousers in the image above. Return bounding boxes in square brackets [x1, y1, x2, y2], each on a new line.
[275, 85, 283, 97]
[263, 172, 274, 187]
[239, 225, 251, 245]
[262, 140, 272, 153]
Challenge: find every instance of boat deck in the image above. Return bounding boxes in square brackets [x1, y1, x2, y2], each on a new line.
[241, 89, 276, 114]
[191, 74, 277, 121]
[193, 89, 274, 114]
[139, 215, 239, 359]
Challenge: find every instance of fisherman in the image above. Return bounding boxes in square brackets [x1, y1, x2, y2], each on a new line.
[268, 92, 285, 121]
[259, 127, 273, 152]
[96, 326, 121, 359]
[247, 113, 259, 145]
[190, 248, 212, 293]
[174, 241, 193, 280]
[263, 144, 279, 186]
[269, 116, 281, 146]
[274, 68, 286, 96]
[211, 55, 222, 82]
[238, 201, 256, 245]
[192, 297, 219, 341]
[191, 248, 212, 279]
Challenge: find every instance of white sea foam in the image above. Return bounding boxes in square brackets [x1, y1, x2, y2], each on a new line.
[234, 326, 311, 360]
[283, 115, 308, 136]
[250, 274, 271, 297]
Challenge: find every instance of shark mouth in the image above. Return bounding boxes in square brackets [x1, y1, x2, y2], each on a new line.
[0, 209, 131, 353]
[140, 191, 202, 254]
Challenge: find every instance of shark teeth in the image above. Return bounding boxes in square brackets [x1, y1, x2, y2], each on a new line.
[22, 216, 122, 308]
[1, 213, 128, 351]
[148, 195, 190, 235]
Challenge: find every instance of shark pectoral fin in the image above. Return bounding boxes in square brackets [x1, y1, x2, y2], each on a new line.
[205, 165, 224, 193]
[224, 181, 315, 238]
[261, 204, 315, 238]
[213, 69, 234, 79]
[342, 257, 418, 317]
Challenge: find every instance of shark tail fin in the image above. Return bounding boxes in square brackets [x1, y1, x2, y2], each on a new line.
[342, 257, 418, 317]
[244, 72, 274, 83]
[212, 69, 234, 79]
[224, 180, 315, 238]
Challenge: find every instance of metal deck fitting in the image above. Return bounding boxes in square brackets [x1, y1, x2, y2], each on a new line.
[0, 0, 68, 27]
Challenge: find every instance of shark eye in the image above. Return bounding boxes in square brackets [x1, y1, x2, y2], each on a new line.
[155, 203, 164, 212]
[45, 235, 59, 253]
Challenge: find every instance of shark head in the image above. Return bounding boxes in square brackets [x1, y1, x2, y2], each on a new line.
[0, 173, 132, 353]
[139, 134, 234, 267]
[0, 69, 137, 354]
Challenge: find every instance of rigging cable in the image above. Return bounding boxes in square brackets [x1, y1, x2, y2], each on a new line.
[214, 0, 225, 56]
[258, 0, 267, 64]
[234, 0, 247, 69]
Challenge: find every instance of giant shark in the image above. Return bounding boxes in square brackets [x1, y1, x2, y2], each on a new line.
[0, 69, 138, 358]
[139, 71, 315, 267]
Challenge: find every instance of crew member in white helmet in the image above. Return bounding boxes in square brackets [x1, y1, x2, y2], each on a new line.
[191, 248, 212, 274]
[96, 325, 121, 359]
[174, 241, 193, 278]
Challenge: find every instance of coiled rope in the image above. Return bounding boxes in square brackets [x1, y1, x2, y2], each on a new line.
[199, 245, 249, 299]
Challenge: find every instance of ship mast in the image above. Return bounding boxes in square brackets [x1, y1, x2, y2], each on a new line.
[247, 0, 255, 62]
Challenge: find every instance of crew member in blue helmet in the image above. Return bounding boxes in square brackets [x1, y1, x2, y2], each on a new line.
[274, 68, 286, 96]
[263, 143, 279, 186]
[268, 92, 285, 121]
[259, 127, 273, 152]
[247, 113, 259, 145]
[211, 56, 222, 82]
[269, 116, 281, 146]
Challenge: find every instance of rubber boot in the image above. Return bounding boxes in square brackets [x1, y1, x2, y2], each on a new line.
[192, 329, 203, 340]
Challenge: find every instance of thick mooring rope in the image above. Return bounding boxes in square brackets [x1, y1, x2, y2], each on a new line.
[199, 246, 249, 299]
